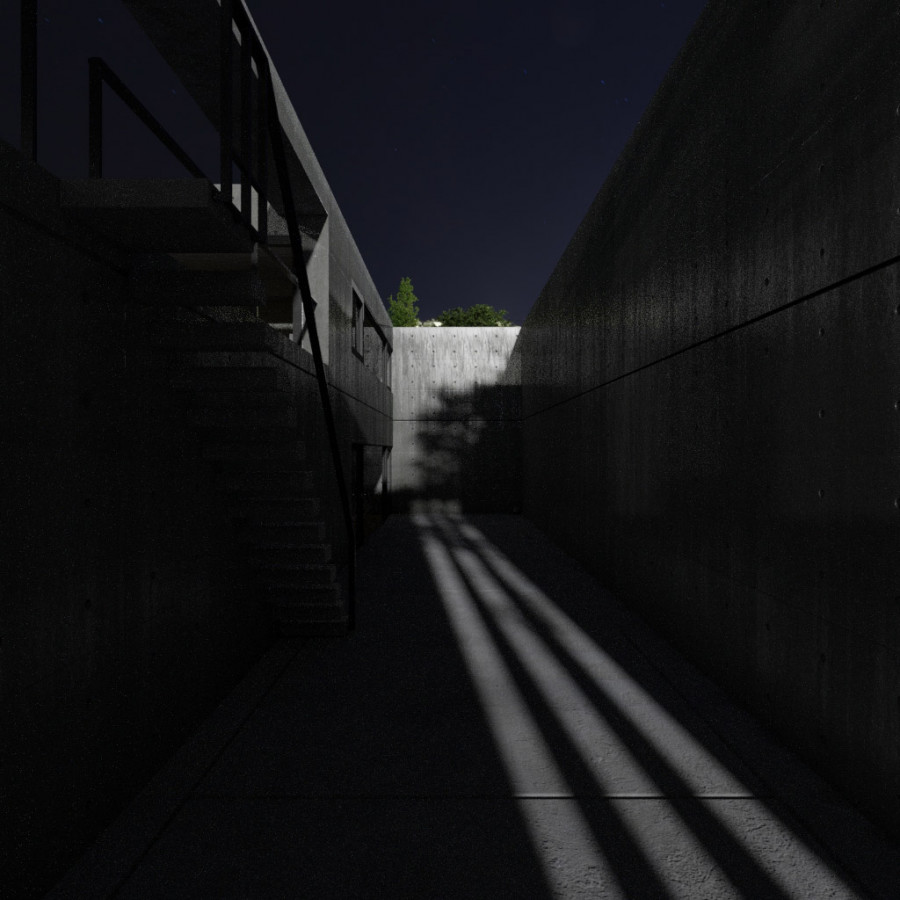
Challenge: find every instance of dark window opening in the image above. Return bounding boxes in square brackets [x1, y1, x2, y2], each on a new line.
[352, 444, 391, 546]
[352, 289, 364, 359]
[362, 307, 391, 385]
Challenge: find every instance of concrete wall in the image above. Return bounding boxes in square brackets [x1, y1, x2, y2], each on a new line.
[271, 39, 395, 494]
[0, 149, 387, 898]
[1, 2, 391, 892]
[292, 197, 392, 569]
[318, 203, 392, 565]
[246, 1, 395, 569]
[0, 146, 271, 896]
[392, 327, 520, 512]
[518, 0, 900, 840]
[119, 0, 394, 568]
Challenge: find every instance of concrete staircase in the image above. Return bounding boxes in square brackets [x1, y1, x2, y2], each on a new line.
[136, 264, 347, 636]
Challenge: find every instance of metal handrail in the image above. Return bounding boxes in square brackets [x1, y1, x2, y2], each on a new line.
[88, 57, 206, 179]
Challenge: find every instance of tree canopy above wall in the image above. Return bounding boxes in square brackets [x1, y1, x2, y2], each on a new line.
[437, 304, 513, 326]
[387, 277, 514, 326]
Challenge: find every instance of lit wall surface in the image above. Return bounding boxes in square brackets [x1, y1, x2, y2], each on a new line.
[392, 327, 521, 512]
[518, 0, 900, 839]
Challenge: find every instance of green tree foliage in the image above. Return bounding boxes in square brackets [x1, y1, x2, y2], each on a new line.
[387, 277, 420, 326]
[437, 303, 513, 326]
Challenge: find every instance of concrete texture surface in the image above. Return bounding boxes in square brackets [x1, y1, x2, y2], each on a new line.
[2, 9, 390, 877]
[0, 144, 271, 898]
[47, 515, 900, 899]
[118, 0, 395, 557]
[392, 328, 521, 512]
[517, 0, 900, 839]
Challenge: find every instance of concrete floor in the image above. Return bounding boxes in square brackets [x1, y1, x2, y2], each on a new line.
[47, 514, 900, 899]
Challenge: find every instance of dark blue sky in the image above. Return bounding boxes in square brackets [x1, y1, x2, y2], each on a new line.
[1, 0, 707, 323]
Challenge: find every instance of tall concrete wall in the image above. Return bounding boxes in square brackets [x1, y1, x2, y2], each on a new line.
[519, 0, 900, 840]
[392, 328, 520, 512]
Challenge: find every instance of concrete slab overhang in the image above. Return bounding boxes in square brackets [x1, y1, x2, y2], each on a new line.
[59, 176, 302, 300]
[166, 234, 302, 300]
[60, 178, 255, 253]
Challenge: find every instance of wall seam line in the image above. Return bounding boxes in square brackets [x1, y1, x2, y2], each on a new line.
[522, 252, 900, 421]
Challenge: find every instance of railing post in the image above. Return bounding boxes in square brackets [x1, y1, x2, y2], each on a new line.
[240, 22, 252, 232]
[88, 58, 103, 178]
[255, 43, 268, 240]
[220, 0, 234, 203]
[20, 0, 37, 160]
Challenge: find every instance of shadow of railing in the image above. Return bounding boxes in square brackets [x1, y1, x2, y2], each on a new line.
[411, 511, 892, 899]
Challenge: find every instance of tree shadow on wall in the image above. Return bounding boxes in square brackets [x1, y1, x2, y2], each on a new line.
[394, 379, 522, 514]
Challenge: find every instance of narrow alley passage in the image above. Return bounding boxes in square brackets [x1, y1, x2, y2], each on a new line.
[48, 515, 900, 899]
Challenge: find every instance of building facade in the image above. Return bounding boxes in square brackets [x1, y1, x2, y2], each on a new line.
[2, 1, 391, 894]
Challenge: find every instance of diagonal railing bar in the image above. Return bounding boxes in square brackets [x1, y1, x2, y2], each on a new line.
[88, 57, 206, 180]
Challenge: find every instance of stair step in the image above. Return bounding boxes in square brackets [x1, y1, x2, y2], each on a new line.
[265, 582, 343, 610]
[228, 496, 321, 519]
[60, 177, 253, 253]
[256, 563, 336, 586]
[246, 543, 331, 564]
[165, 366, 286, 392]
[213, 455, 310, 474]
[203, 439, 307, 462]
[239, 521, 325, 544]
[171, 388, 293, 408]
[154, 350, 284, 370]
[274, 614, 349, 637]
[195, 424, 299, 443]
[189, 405, 297, 430]
[221, 471, 315, 494]
[143, 393, 292, 420]
[148, 321, 284, 353]
[131, 268, 267, 307]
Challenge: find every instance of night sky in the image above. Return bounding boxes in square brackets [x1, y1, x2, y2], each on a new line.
[1, 0, 708, 323]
